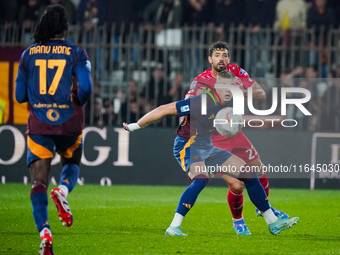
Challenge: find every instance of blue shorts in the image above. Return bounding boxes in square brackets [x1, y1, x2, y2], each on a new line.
[27, 133, 83, 166]
[173, 135, 232, 174]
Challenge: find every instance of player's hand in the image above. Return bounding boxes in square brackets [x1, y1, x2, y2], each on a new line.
[123, 122, 130, 132]
[123, 122, 141, 132]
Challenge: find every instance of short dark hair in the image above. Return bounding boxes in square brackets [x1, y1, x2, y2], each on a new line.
[33, 4, 68, 44]
[217, 70, 235, 81]
[208, 41, 230, 57]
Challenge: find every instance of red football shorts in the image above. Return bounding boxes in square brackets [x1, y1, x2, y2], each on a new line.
[212, 131, 259, 163]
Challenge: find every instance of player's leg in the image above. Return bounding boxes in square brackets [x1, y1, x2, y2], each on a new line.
[220, 155, 299, 235]
[247, 156, 269, 195]
[166, 161, 209, 236]
[27, 135, 54, 255]
[166, 136, 209, 236]
[247, 152, 290, 219]
[222, 177, 244, 221]
[229, 133, 290, 219]
[50, 134, 82, 227]
[212, 134, 249, 234]
[247, 156, 270, 216]
[221, 175, 251, 235]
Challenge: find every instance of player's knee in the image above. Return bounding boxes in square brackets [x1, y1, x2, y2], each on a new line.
[228, 180, 244, 193]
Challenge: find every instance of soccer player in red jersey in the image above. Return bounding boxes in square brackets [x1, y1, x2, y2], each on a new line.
[15, 5, 92, 254]
[186, 41, 289, 235]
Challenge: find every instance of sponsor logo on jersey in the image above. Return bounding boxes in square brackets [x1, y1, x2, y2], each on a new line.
[190, 81, 197, 89]
[240, 68, 249, 77]
[181, 105, 190, 112]
[208, 114, 215, 119]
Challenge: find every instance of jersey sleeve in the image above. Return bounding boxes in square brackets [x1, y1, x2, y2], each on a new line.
[176, 95, 203, 117]
[74, 48, 92, 105]
[176, 98, 191, 117]
[235, 66, 256, 89]
[185, 80, 200, 97]
[15, 51, 28, 103]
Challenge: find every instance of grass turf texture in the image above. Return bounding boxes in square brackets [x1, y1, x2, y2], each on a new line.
[0, 184, 339, 254]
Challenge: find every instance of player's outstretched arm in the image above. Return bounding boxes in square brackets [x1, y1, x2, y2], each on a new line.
[123, 102, 178, 132]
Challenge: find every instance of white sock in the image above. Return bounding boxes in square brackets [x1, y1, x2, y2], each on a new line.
[262, 208, 278, 225]
[58, 185, 69, 197]
[170, 213, 184, 227]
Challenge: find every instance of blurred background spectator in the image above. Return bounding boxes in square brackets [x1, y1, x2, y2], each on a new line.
[307, 0, 335, 35]
[212, 0, 245, 35]
[143, 66, 171, 108]
[18, 0, 45, 42]
[76, 0, 106, 31]
[120, 80, 144, 123]
[274, 0, 307, 31]
[107, 0, 145, 68]
[181, 0, 213, 27]
[143, 0, 183, 31]
[49, 0, 76, 24]
[168, 73, 185, 101]
[244, 0, 277, 77]
[320, 66, 340, 130]
[0, 0, 18, 26]
[307, 0, 335, 75]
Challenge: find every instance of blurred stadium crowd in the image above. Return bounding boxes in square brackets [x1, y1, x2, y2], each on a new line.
[1, 0, 340, 31]
[1, 0, 340, 131]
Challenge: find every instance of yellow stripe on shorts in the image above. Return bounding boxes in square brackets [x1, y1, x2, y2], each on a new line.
[179, 140, 191, 172]
[27, 136, 53, 159]
[58, 133, 82, 158]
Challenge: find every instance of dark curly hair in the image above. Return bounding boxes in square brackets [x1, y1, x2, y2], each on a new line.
[208, 41, 230, 57]
[33, 4, 68, 44]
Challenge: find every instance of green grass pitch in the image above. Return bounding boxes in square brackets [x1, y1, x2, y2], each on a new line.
[0, 184, 340, 254]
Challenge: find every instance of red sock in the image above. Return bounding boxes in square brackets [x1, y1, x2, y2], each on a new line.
[259, 172, 269, 197]
[227, 189, 243, 220]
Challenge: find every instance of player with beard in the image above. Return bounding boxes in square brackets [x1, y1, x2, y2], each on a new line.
[185, 41, 289, 235]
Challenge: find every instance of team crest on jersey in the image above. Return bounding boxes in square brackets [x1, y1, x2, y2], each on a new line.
[240, 68, 249, 77]
[46, 109, 60, 122]
[181, 105, 190, 112]
[190, 81, 197, 89]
